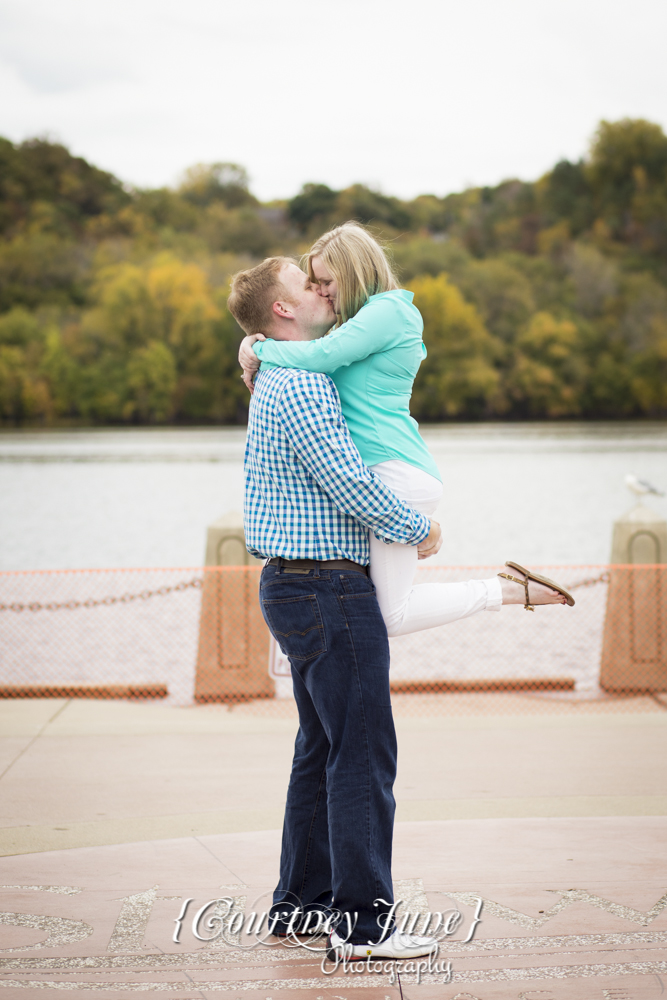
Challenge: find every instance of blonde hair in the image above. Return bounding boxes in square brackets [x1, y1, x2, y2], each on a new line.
[305, 223, 399, 324]
[228, 256, 295, 334]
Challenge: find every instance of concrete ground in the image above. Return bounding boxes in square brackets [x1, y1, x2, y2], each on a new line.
[0, 697, 666, 997]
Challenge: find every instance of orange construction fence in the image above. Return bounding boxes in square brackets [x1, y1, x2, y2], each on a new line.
[0, 565, 665, 714]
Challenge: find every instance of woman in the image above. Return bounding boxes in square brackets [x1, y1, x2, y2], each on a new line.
[238, 222, 573, 635]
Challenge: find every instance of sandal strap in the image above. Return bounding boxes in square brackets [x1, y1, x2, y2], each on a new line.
[498, 572, 535, 612]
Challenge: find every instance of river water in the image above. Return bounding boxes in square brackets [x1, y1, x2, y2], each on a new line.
[1, 422, 666, 571]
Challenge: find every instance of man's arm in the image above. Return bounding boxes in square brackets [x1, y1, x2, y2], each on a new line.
[278, 372, 431, 546]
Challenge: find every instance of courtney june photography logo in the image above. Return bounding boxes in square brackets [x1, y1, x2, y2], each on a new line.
[171, 891, 483, 980]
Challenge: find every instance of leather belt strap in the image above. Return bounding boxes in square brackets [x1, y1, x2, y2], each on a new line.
[266, 557, 368, 576]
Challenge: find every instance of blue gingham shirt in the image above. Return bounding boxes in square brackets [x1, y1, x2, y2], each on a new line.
[244, 368, 430, 563]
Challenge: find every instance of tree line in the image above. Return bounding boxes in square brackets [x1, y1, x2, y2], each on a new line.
[1, 118, 666, 425]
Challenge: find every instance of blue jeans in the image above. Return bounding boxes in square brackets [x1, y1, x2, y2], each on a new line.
[259, 562, 397, 944]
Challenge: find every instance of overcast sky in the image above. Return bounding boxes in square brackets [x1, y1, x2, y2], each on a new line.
[1, 0, 666, 201]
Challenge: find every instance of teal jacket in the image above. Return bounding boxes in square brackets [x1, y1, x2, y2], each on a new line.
[253, 289, 441, 481]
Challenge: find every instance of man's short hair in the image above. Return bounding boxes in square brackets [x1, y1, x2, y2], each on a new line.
[228, 256, 296, 334]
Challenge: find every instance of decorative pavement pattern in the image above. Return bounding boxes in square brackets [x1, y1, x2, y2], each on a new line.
[0, 822, 666, 999]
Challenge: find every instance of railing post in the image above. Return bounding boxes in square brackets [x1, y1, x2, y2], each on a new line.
[194, 512, 274, 703]
[600, 503, 667, 694]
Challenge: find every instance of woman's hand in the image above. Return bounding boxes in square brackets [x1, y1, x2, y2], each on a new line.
[238, 334, 265, 395]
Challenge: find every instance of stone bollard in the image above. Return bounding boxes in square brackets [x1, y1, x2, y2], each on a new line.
[194, 512, 274, 703]
[599, 502, 667, 694]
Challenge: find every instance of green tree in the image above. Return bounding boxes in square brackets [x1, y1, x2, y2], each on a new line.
[629, 314, 667, 413]
[587, 119, 667, 249]
[0, 232, 88, 310]
[179, 163, 255, 209]
[40, 327, 81, 417]
[199, 204, 276, 256]
[456, 258, 536, 342]
[394, 237, 470, 283]
[0, 345, 28, 422]
[209, 287, 252, 423]
[67, 254, 221, 420]
[0, 137, 128, 238]
[565, 243, 617, 318]
[2, 121, 667, 426]
[538, 159, 594, 234]
[126, 340, 177, 422]
[506, 312, 587, 417]
[335, 185, 413, 231]
[288, 183, 339, 231]
[0, 344, 50, 423]
[131, 189, 200, 233]
[0, 305, 42, 346]
[410, 273, 500, 419]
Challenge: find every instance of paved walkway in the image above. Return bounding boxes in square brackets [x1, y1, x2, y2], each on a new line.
[0, 698, 666, 997]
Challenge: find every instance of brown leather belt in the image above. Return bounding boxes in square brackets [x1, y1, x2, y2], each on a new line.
[266, 557, 368, 576]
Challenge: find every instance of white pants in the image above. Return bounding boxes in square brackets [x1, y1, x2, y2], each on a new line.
[370, 460, 502, 638]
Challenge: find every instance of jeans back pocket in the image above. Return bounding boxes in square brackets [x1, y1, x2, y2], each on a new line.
[261, 594, 327, 661]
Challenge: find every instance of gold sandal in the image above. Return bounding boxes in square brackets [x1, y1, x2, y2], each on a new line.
[498, 561, 575, 611]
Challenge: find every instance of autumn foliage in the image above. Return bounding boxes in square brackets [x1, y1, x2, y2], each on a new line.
[1, 119, 667, 425]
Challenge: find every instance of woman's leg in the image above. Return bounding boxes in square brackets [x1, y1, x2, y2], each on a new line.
[370, 527, 502, 637]
[369, 461, 502, 638]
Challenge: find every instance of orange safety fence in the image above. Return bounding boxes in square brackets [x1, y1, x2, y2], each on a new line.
[0, 565, 666, 715]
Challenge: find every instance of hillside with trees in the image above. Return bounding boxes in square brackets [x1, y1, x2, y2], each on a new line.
[1, 118, 666, 425]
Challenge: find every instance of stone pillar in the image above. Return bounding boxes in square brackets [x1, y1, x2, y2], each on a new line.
[203, 513, 265, 570]
[599, 503, 667, 694]
[194, 512, 274, 703]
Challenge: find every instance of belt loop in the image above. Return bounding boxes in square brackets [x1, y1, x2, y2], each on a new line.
[276, 557, 283, 576]
[313, 562, 320, 578]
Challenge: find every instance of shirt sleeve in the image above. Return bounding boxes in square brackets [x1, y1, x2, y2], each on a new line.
[254, 298, 401, 374]
[278, 372, 430, 545]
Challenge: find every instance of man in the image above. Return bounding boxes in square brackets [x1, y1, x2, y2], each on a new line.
[228, 257, 441, 958]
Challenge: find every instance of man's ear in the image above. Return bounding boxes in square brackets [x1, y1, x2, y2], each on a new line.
[272, 300, 295, 320]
